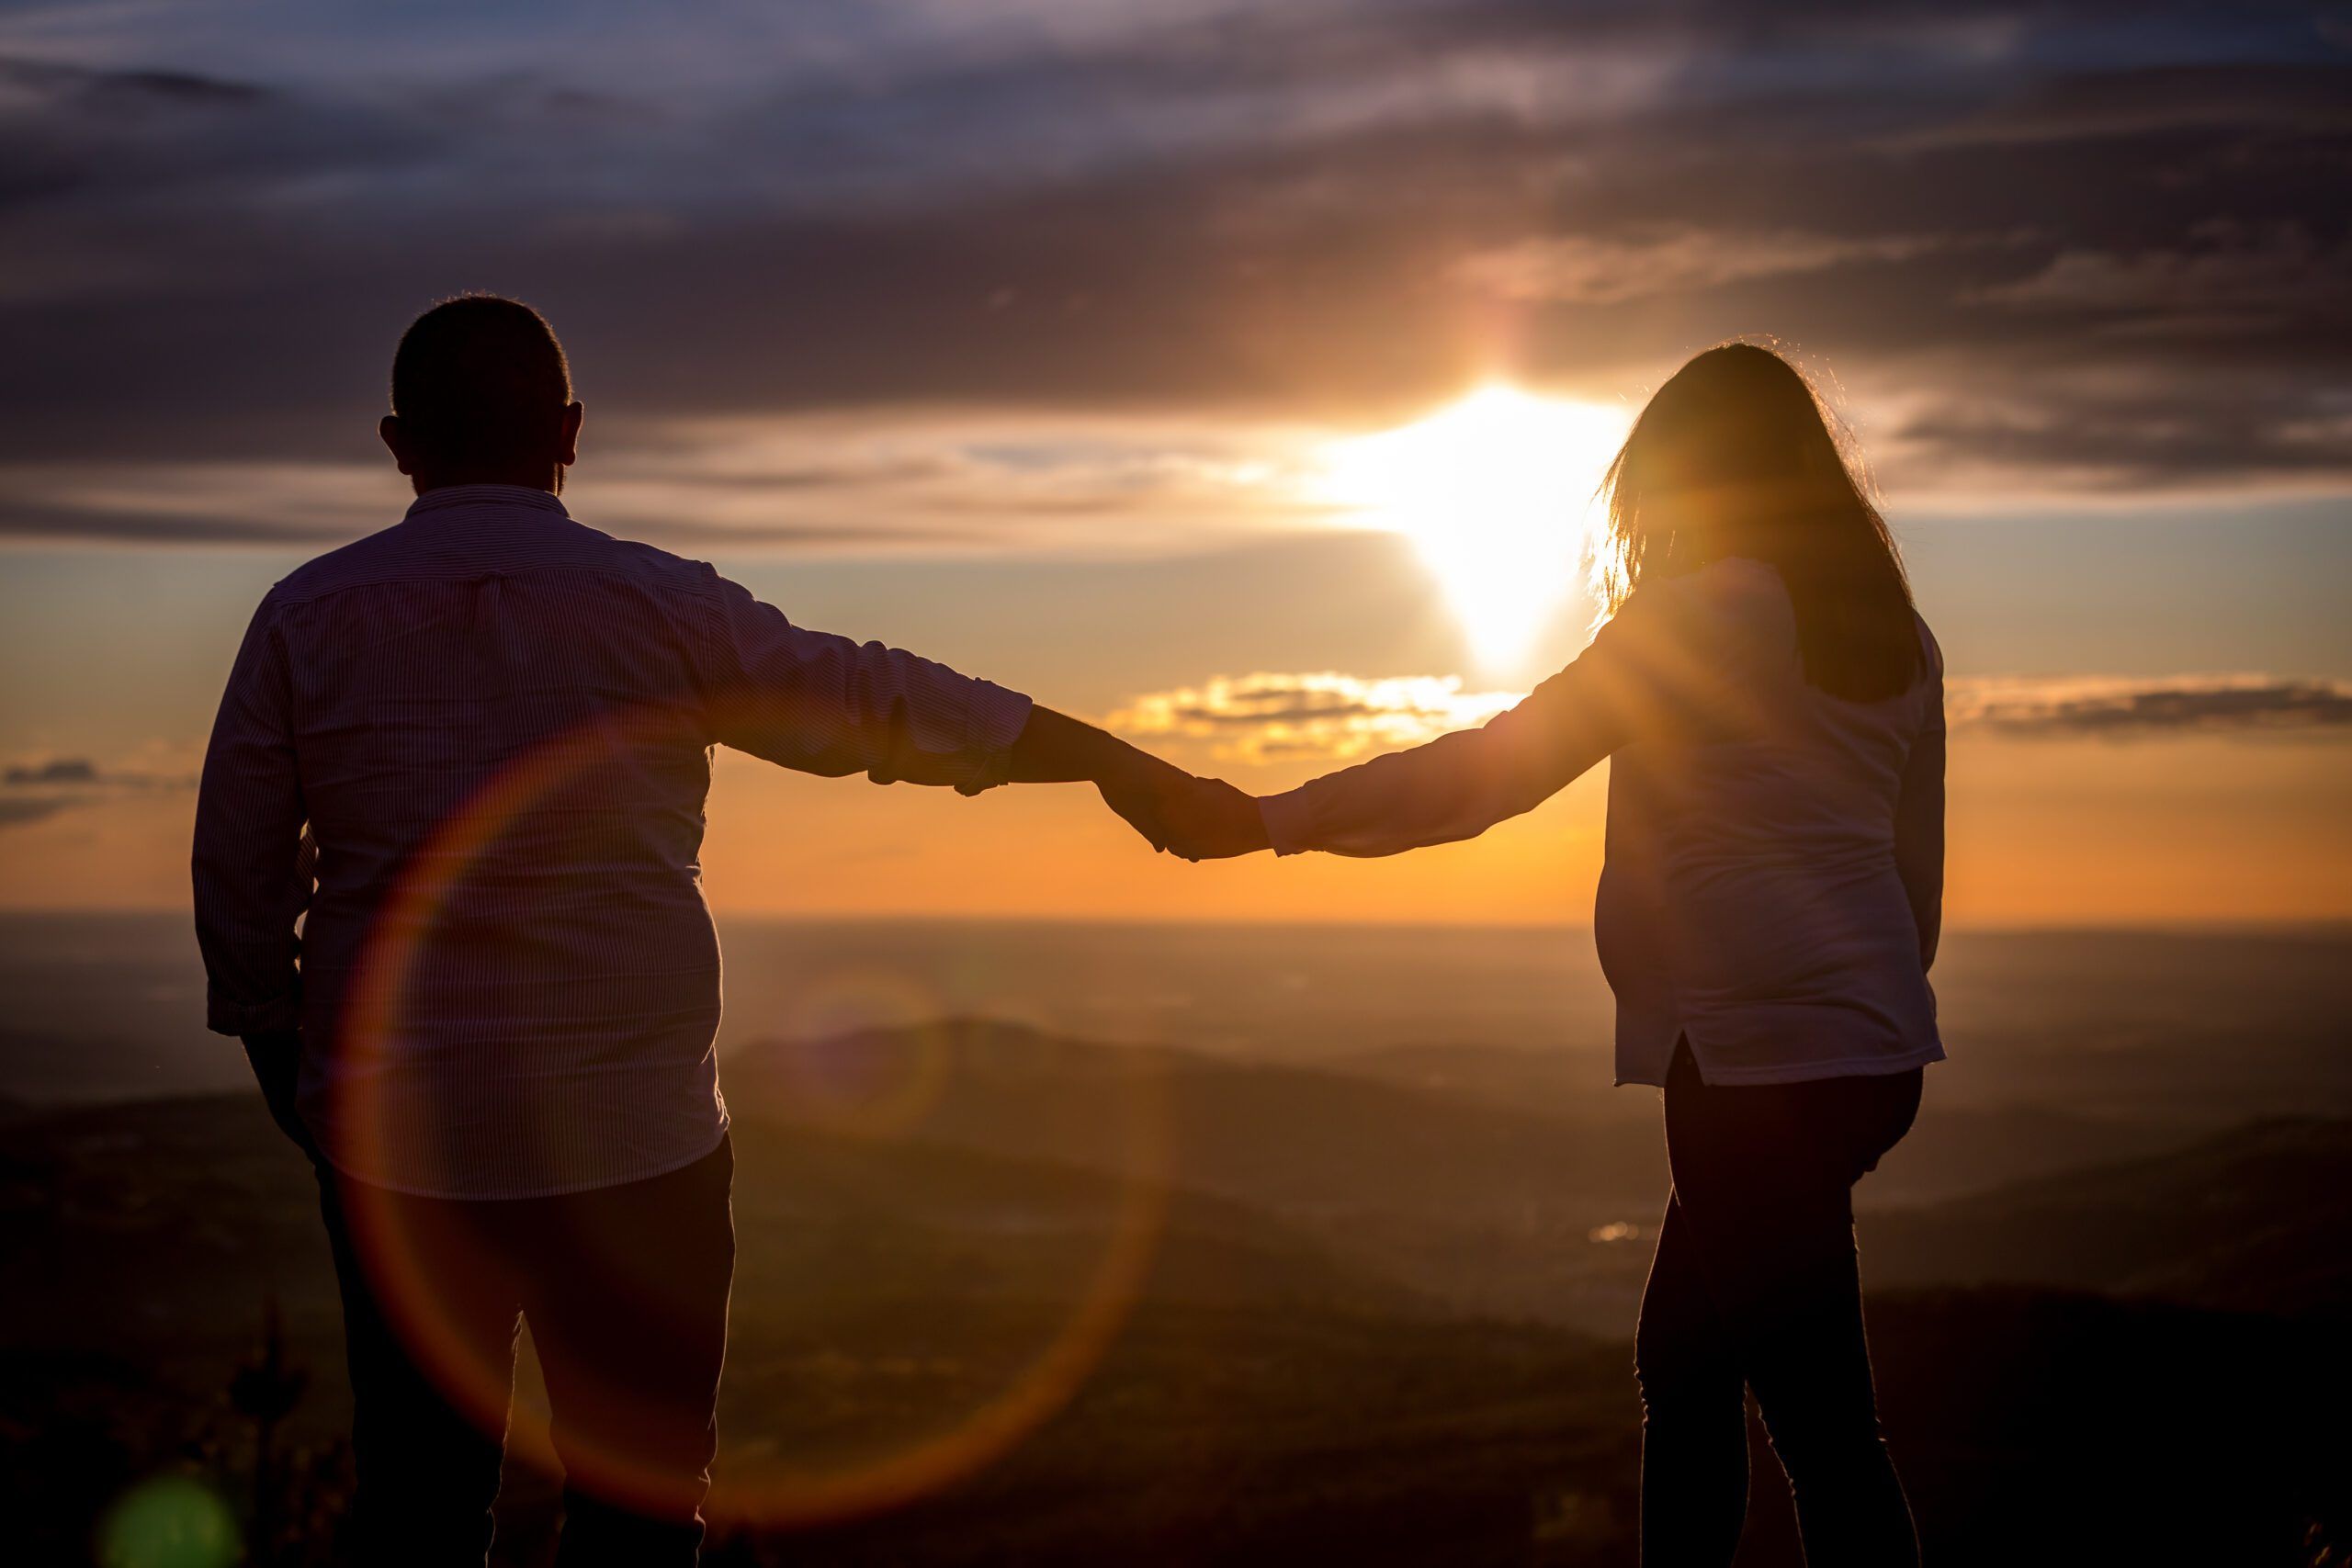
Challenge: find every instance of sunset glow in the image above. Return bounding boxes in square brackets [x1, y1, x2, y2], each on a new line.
[1319, 388, 1632, 669]
[6, 7, 2350, 1565]
[0, 2, 2346, 934]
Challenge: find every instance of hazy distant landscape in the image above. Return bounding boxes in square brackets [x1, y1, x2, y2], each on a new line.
[4, 915, 2347, 1563]
[6, 0, 2348, 1559]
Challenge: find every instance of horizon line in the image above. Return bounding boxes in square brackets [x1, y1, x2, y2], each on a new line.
[2, 908, 2346, 940]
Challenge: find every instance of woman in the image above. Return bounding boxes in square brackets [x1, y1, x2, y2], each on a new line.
[1167, 342, 1942, 1566]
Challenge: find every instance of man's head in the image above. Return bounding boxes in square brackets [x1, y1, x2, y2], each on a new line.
[380, 295, 583, 494]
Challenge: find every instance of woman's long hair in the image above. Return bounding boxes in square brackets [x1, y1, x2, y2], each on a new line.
[1594, 342, 1921, 701]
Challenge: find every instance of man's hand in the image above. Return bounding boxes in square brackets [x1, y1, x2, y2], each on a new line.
[242, 1029, 317, 1159]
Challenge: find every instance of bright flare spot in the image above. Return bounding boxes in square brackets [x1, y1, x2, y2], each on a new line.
[1320, 386, 1630, 668]
[98, 1476, 239, 1568]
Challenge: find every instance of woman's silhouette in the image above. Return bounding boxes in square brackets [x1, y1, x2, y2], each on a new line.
[1168, 342, 1942, 1566]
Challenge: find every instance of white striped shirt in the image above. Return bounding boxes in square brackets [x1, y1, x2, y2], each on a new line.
[193, 483, 1032, 1198]
[1259, 557, 1946, 1088]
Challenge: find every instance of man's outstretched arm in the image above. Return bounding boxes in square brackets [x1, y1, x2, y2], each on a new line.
[694, 571, 1227, 849]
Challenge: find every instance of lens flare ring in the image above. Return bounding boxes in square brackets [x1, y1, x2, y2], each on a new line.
[330, 698, 1174, 1526]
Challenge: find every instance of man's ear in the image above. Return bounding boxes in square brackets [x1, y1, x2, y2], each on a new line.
[558, 401, 583, 468]
[379, 414, 413, 476]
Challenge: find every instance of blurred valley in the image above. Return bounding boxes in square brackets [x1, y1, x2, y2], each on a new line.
[4, 916, 2347, 1563]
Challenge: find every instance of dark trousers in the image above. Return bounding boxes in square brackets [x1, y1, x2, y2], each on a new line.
[1635, 1043, 1922, 1568]
[313, 1137, 736, 1568]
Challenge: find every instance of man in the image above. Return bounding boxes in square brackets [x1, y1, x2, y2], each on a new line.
[193, 294, 1233, 1564]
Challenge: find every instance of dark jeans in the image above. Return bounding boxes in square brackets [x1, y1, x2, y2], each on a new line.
[314, 1137, 736, 1568]
[1635, 1043, 1922, 1568]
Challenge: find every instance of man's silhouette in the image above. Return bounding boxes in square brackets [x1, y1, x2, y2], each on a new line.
[192, 294, 1217, 1564]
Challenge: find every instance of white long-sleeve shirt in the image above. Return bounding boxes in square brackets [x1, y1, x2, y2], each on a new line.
[193, 483, 1033, 1198]
[1258, 556, 1946, 1088]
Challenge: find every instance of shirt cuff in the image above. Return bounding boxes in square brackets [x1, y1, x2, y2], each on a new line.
[953, 682, 1035, 795]
[208, 985, 300, 1037]
[1258, 785, 1317, 857]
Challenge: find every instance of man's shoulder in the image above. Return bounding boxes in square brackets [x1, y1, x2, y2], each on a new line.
[267, 523, 411, 605]
[266, 510, 721, 608]
[594, 530, 723, 598]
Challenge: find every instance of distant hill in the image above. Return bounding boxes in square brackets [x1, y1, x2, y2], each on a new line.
[722, 1019, 2268, 1328]
[5, 1082, 2348, 1564]
[0, 1089, 1432, 1385]
[724, 1018, 1671, 1215]
[1324, 1039, 2201, 1203]
[721, 1018, 1685, 1328]
[1863, 1117, 2352, 1318]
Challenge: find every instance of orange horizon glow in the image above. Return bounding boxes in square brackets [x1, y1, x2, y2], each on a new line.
[6, 728, 2346, 929]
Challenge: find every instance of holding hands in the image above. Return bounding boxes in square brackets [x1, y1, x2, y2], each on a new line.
[1001, 705, 1268, 861]
[1100, 760, 1269, 862]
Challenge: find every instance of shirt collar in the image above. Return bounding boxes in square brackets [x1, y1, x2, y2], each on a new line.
[402, 483, 571, 522]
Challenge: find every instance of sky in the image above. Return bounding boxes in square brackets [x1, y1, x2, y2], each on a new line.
[1, 0, 2346, 925]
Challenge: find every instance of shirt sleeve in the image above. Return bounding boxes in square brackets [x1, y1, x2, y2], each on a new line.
[1893, 622, 1947, 972]
[695, 569, 1034, 795]
[1258, 588, 1685, 858]
[192, 595, 312, 1037]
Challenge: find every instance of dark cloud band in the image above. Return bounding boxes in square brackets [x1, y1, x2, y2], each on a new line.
[1, 2, 2346, 526]
[1949, 676, 2352, 738]
[1111, 670, 2352, 763]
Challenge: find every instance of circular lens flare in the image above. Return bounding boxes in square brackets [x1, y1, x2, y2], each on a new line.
[329, 699, 1174, 1528]
[1320, 385, 1629, 669]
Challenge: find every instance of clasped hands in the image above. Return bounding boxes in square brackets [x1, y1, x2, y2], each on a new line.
[1097, 752, 1271, 862]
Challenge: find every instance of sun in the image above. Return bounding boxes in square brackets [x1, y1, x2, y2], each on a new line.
[1319, 385, 1631, 670]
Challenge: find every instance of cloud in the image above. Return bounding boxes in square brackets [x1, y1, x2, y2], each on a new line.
[1, 755, 191, 789]
[1964, 221, 2352, 333]
[1454, 228, 1948, 306]
[0, 751, 198, 831]
[1949, 675, 2352, 738]
[4, 758, 99, 785]
[1891, 61, 2352, 149]
[1108, 669, 2352, 764]
[0, 411, 1336, 553]
[0, 3, 2346, 525]
[1107, 672, 1520, 762]
[1883, 386, 2352, 494]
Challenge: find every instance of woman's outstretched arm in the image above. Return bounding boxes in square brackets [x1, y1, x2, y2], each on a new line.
[1247, 594, 1675, 858]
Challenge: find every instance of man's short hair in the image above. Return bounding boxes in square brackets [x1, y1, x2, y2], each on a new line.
[390, 295, 571, 469]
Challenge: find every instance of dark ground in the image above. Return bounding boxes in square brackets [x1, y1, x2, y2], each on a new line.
[6, 1018, 2350, 1566]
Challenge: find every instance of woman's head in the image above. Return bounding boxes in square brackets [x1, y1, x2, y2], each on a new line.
[1596, 342, 1921, 701]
